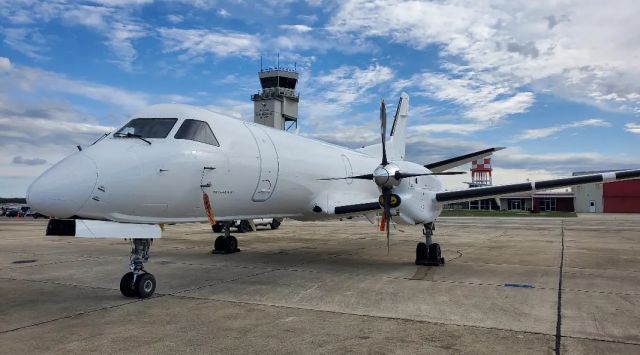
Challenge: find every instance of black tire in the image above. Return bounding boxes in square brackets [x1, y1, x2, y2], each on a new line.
[225, 236, 238, 254]
[214, 235, 225, 251]
[428, 243, 441, 262]
[270, 219, 282, 230]
[135, 273, 156, 299]
[237, 220, 251, 233]
[212, 223, 223, 233]
[119, 272, 136, 297]
[415, 242, 428, 265]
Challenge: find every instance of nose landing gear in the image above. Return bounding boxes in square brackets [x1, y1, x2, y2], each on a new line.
[212, 222, 240, 254]
[415, 222, 445, 266]
[120, 238, 156, 298]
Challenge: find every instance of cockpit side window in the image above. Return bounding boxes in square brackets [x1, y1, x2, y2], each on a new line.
[174, 119, 220, 146]
[115, 118, 177, 138]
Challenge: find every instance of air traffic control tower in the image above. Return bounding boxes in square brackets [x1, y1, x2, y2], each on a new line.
[251, 67, 299, 131]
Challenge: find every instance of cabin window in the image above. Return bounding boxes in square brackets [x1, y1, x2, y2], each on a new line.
[115, 118, 177, 138]
[174, 119, 220, 146]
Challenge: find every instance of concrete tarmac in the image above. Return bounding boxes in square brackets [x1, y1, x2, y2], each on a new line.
[1, 215, 639, 354]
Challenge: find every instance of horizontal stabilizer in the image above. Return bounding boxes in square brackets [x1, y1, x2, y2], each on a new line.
[426, 147, 505, 173]
[436, 169, 640, 203]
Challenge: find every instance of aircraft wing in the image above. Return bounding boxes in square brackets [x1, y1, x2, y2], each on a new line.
[425, 147, 505, 173]
[334, 202, 380, 215]
[436, 169, 640, 204]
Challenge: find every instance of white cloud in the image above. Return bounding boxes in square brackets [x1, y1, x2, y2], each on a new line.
[12, 156, 47, 166]
[91, 0, 154, 6]
[0, 2, 148, 70]
[217, 9, 230, 17]
[625, 123, 640, 134]
[411, 123, 487, 135]
[0, 56, 10, 71]
[167, 14, 183, 24]
[513, 118, 611, 141]
[315, 63, 394, 106]
[104, 22, 148, 70]
[2, 27, 48, 59]
[279, 24, 313, 33]
[329, 0, 640, 115]
[494, 149, 637, 174]
[397, 72, 535, 122]
[2, 65, 149, 110]
[158, 28, 260, 60]
[305, 0, 324, 6]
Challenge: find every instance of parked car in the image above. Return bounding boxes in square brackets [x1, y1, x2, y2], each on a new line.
[5, 208, 24, 217]
[212, 218, 283, 233]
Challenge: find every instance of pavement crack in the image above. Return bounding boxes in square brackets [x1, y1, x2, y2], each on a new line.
[0, 296, 156, 335]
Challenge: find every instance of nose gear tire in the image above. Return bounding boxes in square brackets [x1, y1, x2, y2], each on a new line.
[134, 273, 156, 299]
[119, 272, 136, 297]
[212, 235, 240, 254]
[415, 242, 445, 266]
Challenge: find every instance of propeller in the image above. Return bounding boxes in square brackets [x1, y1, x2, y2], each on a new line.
[376, 100, 390, 254]
[320, 99, 466, 254]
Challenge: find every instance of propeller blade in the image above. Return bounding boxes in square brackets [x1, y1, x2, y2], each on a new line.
[380, 100, 388, 166]
[386, 213, 390, 256]
[393, 171, 467, 179]
[318, 174, 374, 181]
[381, 186, 392, 256]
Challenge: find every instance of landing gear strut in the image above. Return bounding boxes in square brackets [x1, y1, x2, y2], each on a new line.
[120, 238, 156, 298]
[415, 222, 445, 266]
[212, 222, 240, 254]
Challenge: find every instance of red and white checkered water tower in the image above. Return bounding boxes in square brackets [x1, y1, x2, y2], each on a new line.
[471, 158, 493, 187]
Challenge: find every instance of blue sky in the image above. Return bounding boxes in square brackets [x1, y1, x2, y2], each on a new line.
[1, 0, 640, 196]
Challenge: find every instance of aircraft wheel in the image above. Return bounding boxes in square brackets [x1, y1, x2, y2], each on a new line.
[214, 235, 225, 251]
[211, 223, 223, 233]
[415, 242, 428, 265]
[119, 272, 136, 297]
[225, 236, 238, 254]
[428, 243, 442, 263]
[270, 219, 281, 230]
[135, 273, 156, 299]
[237, 220, 251, 233]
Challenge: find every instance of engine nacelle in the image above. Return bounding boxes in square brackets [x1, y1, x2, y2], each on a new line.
[394, 189, 440, 224]
[388, 162, 443, 225]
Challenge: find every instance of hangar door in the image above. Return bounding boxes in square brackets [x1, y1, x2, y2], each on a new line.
[244, 123, 280, 202]
[603, 180, 640, 213]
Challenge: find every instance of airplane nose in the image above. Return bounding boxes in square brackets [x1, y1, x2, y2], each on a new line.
[27, 154, 98, 218]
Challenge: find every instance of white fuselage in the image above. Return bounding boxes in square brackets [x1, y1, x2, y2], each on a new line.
[27, 104, 443, 225]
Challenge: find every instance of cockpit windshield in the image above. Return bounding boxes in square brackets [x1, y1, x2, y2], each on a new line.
[115, 118, 177, 139]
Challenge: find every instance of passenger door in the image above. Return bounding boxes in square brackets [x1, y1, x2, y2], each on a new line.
[244, 123, 279, 202]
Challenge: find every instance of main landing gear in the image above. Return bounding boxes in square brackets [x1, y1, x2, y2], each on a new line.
[415, 222, 445, 266]
[120, 238, 156, 298]
[212, 222, 240, 254]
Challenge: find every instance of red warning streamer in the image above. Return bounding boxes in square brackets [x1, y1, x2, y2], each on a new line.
[202, 192, 216, 225]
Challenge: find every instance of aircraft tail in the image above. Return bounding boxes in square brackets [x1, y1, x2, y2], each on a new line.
[359, 93, 409, 161]
[388, 92, 409, 160]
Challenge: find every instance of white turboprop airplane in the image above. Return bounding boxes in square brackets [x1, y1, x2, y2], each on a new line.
[27, 93, 640, 298]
